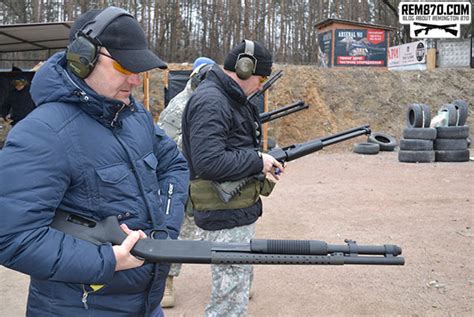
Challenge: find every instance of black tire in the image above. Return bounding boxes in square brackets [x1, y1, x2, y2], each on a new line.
[406, 104, 423, 128]
[399, 139, 433, 151]
[367, 132, 397, 151]
[439, 104, 458, 126]
[420, 104, 431, 128]
[436, 126, 469, 139]
[353, 142, 380, 155]
[434, 138, 468, 151]
[403, 127, 437, 140]
[452, 100, 469, 126]
[398, 150, 435, 163]
[435, 150, 470, 162]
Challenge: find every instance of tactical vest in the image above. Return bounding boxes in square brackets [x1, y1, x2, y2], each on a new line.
[189, 177, 275, 211]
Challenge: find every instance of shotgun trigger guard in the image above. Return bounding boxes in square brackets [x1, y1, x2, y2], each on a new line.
[150, 229, 169, 240]
[66, 213, 97, 228]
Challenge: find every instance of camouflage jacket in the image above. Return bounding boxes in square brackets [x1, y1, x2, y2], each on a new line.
[158, 80, 193, 149]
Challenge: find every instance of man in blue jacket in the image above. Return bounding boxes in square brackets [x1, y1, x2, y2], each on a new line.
[182, 40, 284, 316]
[0, 7, 189, 317]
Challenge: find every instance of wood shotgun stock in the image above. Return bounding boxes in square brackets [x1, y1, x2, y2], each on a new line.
[51, 210, 404, 265]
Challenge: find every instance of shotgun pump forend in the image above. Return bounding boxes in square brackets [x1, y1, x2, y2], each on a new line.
[51, 210, 404, 265]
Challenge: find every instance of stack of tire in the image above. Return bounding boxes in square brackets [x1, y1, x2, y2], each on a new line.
[399, 104, 436, 163]
[434, 100, 470, 162]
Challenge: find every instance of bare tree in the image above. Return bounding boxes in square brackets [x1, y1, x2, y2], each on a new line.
[2, 0, 471, 66]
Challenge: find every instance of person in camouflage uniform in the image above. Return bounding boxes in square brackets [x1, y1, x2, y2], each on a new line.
[157, 57, 215, 308]
[205, 223, 255, 316]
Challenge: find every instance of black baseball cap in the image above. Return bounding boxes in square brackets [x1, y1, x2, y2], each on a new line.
[70, 8, 167, 72]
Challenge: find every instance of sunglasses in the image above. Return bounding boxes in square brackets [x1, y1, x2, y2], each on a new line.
[259, 76, 268, 84]
[98, 52, 137, 75]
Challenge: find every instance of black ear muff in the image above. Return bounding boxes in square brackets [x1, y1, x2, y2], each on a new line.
[66, 35, 98, 79]
[235, 40, 256, 80]
[66, 7, 133, 79]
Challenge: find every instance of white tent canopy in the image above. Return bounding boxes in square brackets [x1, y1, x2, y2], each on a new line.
[0, 21, 152, 110]
[0, 22, 72, 53]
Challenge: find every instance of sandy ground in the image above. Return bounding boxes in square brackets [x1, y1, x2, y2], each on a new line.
[1, 150, 472, 316]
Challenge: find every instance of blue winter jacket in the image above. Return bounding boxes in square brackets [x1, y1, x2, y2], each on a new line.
[0, 52, 189, 316]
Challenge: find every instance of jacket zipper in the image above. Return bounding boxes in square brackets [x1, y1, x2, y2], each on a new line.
[81, 284, 90, 309]
[81, 284, 105, 310]
[64, 69, 83, 91]
[165, 183, 174, 215]
[111, 103, 127, 127]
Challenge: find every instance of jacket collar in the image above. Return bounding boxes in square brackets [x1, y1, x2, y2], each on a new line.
[206, 66, 248, 105]
[67, 70, 136, 128]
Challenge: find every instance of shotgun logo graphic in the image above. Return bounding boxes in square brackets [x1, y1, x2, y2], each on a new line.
[399, 2, 471, 39]
[413, 22, 458, 37]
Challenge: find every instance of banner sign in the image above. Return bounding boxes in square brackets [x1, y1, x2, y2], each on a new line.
[334, 29, 388, 66]
[318, 31, 333, 67]
[388, 41, 426, 68]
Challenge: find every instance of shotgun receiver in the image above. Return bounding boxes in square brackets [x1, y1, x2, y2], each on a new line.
[212, 124, 371, 203]
[51, 210, 404, 265]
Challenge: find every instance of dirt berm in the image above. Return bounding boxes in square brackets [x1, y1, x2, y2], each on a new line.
[1, 67, 472, 147]
[146, 66, 473, 148]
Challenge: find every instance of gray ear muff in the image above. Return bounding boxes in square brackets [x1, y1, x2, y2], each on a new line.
[235, 57, 254, 80]
[235, 40, 257, 80]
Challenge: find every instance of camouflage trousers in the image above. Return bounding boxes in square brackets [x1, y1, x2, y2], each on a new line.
[168, 213, 204, 276]
[204, 223, 256, 317]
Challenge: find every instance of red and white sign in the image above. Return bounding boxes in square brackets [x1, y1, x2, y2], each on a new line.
[367, 29, 385, 44]
[388, 41, 426, 67]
